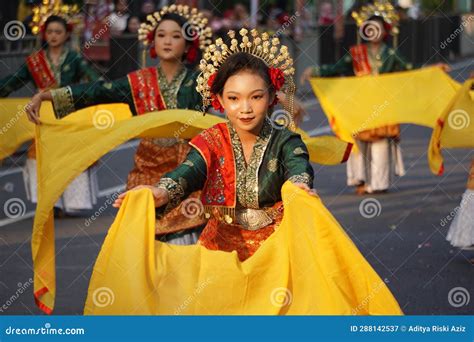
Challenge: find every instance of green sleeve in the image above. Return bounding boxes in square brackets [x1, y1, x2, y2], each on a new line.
[51, 77, 133, 119]
[77, 58, 100, 82]
[282, 133, 314, 187]
[177, 69, 203, 111]
[155, 147, 207, 214]
[0, 64, 33, 97]
[313, 53, 354, 77]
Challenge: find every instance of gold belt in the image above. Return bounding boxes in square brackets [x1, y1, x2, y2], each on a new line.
[204, 206, 280, 231]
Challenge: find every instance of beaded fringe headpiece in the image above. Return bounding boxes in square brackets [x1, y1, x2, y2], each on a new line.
[138, 5, 213, 67]
[351, 0, 400, 47]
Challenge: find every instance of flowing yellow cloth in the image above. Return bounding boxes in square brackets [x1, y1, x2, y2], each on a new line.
[0, 99, 132, 160]
[33, 109, 352, 314]
[310, 67, 461, 144]
[428, 79, 474, 175]
[84, 182, 402, 315]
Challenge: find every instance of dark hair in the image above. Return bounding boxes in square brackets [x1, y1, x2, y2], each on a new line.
[210, 52, 274, 96]
[44, 15, 69, 32]
[368, 15, 387, 27]
[159, 12, 188, 30]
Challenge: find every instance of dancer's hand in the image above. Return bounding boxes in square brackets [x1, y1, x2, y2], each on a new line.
[293, 182, 318, 197]
[113, 185, 169, 208]
[433, 63, 451, 72]
[300, 67, 314, 86]
[26, 93, 43, 125]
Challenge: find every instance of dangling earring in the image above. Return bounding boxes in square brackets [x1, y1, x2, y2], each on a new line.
[149, 46, 157, 59]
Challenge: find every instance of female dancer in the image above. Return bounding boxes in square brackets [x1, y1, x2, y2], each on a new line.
[26, 5, 213, 244]
[0, 14, 100, 215]
[301, 2, 410, 195]
[106, 30, 401, 315]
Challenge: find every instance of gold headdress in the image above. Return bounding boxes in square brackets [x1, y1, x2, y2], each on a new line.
[196, 29, 296, 129]
[138, 4, 213, 67]
[31, 0, 80, 35]
[351, 0, 400, 47]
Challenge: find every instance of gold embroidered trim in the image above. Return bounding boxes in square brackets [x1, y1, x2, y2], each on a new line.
[293, 147, 307, 155]
[51, 86, 75, 119]
[228, 119, 273, 209]
[288, 172, 312, 187]
[156, 177, 185, 212]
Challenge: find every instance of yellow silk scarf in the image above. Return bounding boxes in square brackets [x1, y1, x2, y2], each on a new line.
[84, 182, 402, 315]
[310, 67, 461, 144]
[0, 99, 132, 160]
[32, 109, 352, 313]
[428, 79, 474, 175]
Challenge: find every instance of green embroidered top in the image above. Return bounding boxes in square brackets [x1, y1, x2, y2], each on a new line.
[51, 66, 201, 118]
[313, 44, 412, 77]
[0, 49, 99, 97]
[157, 119, 314, 211]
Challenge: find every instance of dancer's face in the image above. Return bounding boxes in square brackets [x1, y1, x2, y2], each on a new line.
[44, 22, 68, 48]
[154, 20, 187, 63]
[218, 70, 274, 135]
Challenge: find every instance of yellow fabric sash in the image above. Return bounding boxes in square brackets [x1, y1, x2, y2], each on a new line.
[0, 99, 132, 161]
[84, 182, 402, 315]
[427, 79, 474, 175]
[32, 109, 352, 313]
[310, 67, 461, 144]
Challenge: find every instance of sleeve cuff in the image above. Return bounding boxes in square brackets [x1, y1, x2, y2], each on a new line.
[155, 177, 185, 214]
[288, 172, 313, 187]
[51, 86, 75, 119]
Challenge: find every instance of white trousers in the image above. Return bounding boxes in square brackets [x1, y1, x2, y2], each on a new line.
[346, 139, 405, 192]
[23, 158, 99, 212]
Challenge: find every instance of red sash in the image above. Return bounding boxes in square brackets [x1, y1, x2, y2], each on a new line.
[189, 123, 236, 208]
[127, 67, 166, 115]
[25, 50, 57, 90]
[350, 44, 372, 76]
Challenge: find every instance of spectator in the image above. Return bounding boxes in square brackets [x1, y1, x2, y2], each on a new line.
[139, 0, 155, 22]
[108, 0, 130, 37]
[124, 15, 140, 34]
[318, 2, 335, 26]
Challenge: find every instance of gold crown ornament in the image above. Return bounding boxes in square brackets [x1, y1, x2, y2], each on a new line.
[351, 0, 400, 46]
[138, 5, 213, 66]
[31, 0, 80, 36]
[196, 29, 296, 130]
